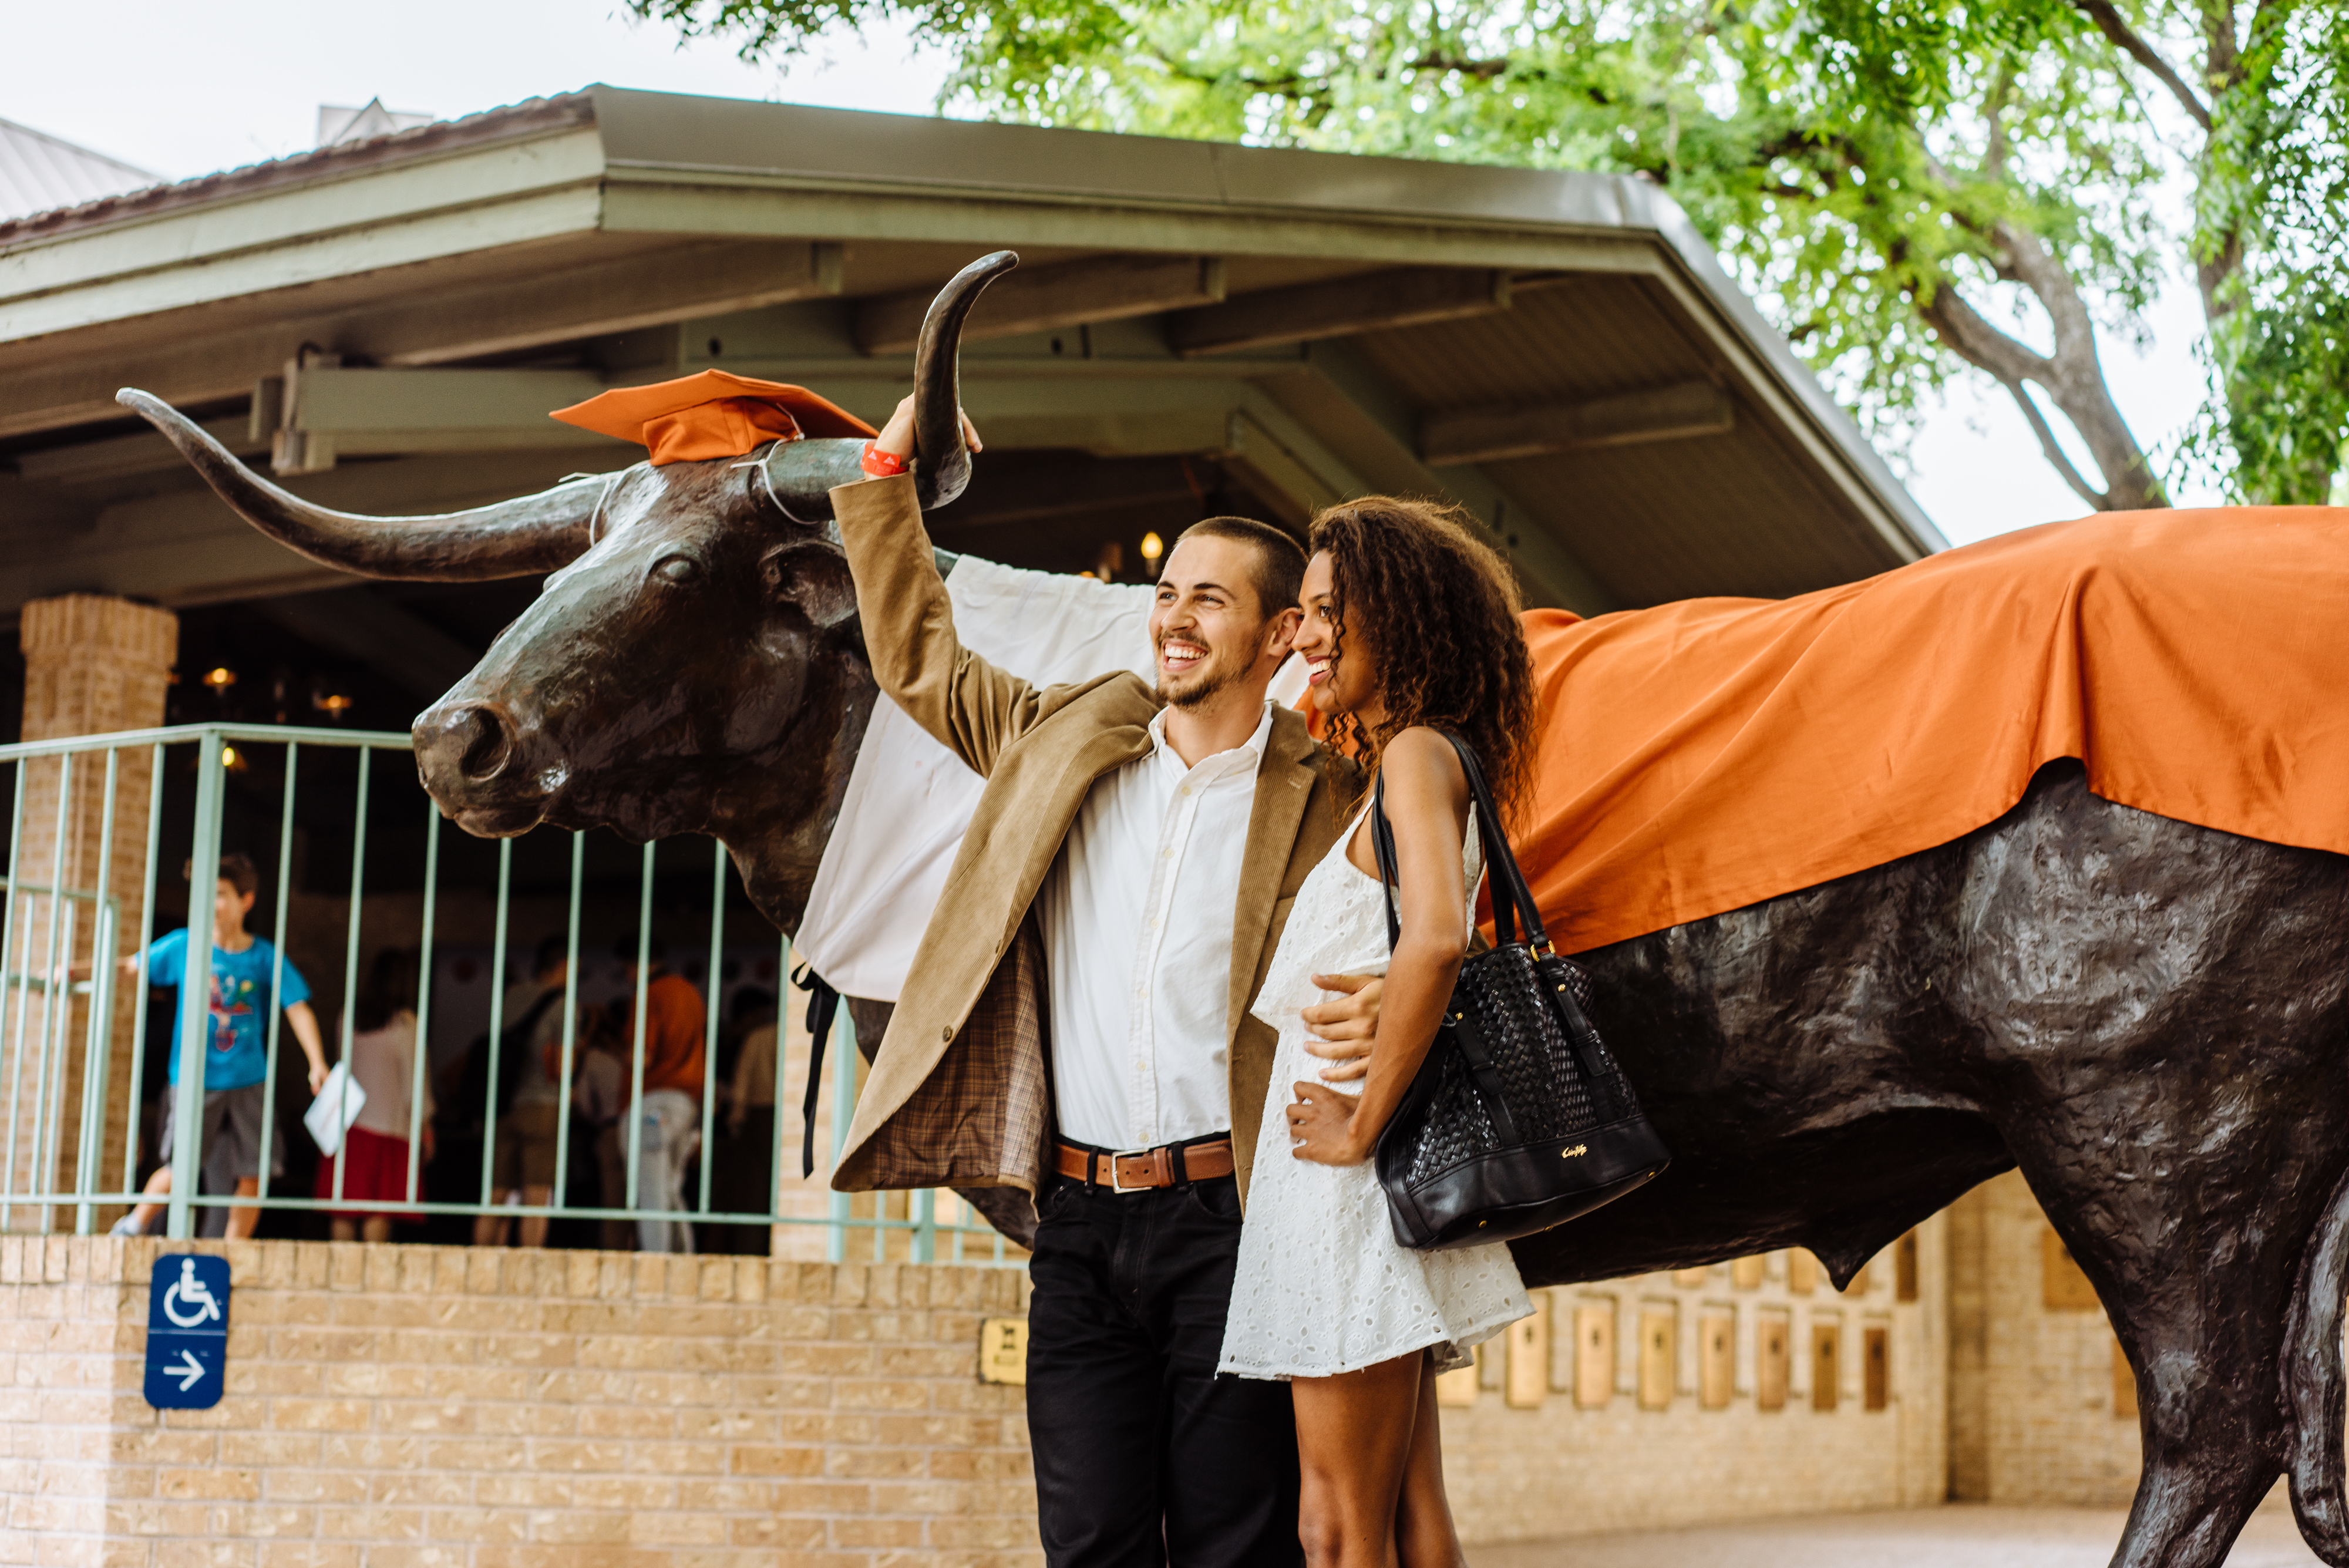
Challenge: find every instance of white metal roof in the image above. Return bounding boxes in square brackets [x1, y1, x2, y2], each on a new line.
[0, 116, 156, 222]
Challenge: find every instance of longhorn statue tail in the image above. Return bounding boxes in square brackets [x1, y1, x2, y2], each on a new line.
[2284, 1160, 2349, 1565]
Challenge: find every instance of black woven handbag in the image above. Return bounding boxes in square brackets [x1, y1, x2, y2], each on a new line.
[1369, 733, 1670, 1251]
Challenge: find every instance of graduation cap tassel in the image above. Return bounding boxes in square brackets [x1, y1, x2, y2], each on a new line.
[793, 963, 843, 1179]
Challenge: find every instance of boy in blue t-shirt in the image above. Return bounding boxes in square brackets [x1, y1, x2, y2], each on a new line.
[114, 852, 327, 1239]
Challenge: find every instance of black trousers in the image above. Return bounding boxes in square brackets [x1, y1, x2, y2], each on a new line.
[1026, 1170, 1303, 1568]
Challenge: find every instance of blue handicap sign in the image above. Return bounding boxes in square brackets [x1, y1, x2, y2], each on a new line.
[144, 1253, 230, 1409]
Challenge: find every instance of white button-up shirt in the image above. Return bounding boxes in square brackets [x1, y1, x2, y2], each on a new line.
[1035, 702, 1274, 1150]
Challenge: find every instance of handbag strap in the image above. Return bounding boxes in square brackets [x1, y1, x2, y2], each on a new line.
[1369, 735, 1537, 1147]
[1369, 732, 1554, 956]
[1372, 733, 1632, 1131]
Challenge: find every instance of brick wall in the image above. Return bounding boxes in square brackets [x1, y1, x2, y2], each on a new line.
[0, 1235, 1035, 1568]
[6, 1229, 1954, 1564]
[1437, 1217, 1947, 1542]
[1946, 1170, 2142, 1506]
[14, 1182, 2219, 1562]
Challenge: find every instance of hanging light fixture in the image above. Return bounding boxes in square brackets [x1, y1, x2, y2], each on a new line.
[201, 667, 236, 690]
[1139, 531, 1165, 568]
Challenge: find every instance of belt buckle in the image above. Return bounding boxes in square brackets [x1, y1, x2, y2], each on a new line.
[1107, 1147, 1155, 1193]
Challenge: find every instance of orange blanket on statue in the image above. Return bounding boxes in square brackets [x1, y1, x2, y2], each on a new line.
[1513, 507, 2349, 954]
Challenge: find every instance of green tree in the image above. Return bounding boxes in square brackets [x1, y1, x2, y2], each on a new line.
[635, 0, 2349, 508]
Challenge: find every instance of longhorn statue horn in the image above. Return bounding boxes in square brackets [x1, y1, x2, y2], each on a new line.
[761, 249, 1019, 521]
[115, 388, 601, 581]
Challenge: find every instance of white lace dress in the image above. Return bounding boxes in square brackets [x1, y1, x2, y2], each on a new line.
[1218, 805, 1533, 1379]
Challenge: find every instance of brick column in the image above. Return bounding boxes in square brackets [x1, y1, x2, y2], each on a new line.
[8, 595, 176, 1230]
[1944, 1182, 1991, 1500]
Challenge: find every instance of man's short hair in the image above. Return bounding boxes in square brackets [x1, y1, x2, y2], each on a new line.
[185, 852, 260, 899]
[1173, 516, 1307, 620]
[533, 934, 569, 980]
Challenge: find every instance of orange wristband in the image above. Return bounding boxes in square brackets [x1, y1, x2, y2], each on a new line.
[860, 442, 908, 477]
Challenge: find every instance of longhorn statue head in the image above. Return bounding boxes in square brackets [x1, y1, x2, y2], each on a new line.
[120, 250, 1019, 922]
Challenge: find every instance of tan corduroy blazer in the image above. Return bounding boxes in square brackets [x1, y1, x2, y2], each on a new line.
[827, 474, 1356, 1210]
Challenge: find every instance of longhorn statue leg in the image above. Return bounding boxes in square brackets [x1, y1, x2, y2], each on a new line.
[1950, 766, 2349, 1568]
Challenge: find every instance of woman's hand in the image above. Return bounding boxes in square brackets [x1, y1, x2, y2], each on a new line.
[873, 393, 983, 462]
[1287, 1081, 1374, 1165]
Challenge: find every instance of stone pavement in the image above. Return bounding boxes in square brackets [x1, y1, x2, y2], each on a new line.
[1469, 1506, 2321, 1567]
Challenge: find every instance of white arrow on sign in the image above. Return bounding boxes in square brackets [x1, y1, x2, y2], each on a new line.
[169, 1348, 206, 1392]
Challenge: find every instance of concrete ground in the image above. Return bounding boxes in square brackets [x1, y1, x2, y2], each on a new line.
[1470, 1506, 2323, 1567]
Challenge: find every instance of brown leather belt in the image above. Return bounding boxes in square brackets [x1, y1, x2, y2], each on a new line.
[1056, 1136, 1234, 1192]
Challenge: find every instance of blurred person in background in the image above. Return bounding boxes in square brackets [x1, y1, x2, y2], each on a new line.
[475, 935, 571, 1248]
[110, 852, 327, 1240]
[568, 1008, 632, 1251]
[711, 987, 779, 1254]
[615, 933, 706, 1252]
[317, 948, 434, 1243]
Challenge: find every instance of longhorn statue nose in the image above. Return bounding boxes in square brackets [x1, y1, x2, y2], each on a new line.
[415, 700, 535, 798]
[454, 703, 517, 780]
[413, 699, 562, 838]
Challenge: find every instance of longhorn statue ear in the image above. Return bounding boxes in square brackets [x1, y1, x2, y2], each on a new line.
[115, 389, 603, 581]
[760, 250, 1018, 523]
[760, 540, 860, 632]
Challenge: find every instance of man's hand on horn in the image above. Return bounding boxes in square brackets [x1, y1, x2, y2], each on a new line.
[874, 393, 983, 463]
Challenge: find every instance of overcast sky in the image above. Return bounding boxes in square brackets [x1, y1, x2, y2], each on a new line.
[4, 0, 2222, 546]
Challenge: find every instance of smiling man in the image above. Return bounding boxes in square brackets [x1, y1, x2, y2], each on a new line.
[827, 395, 1375, 1568]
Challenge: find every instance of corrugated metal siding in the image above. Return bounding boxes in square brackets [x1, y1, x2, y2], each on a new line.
[0, 117, 155, 222]
[1486, 429, 1857, 605]
[1358, 275, 1717, 409]
[1355, 278, 1903, 604]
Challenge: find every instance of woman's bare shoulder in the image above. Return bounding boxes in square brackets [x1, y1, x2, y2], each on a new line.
[1381, 726, 1468, 800]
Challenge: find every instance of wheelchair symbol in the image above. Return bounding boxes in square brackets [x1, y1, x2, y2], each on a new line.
[161, 1259, 223, 1328]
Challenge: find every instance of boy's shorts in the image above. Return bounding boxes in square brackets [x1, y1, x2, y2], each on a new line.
[157, 1082, 284, 1193]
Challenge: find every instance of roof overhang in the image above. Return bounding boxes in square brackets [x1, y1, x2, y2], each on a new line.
[0, 85, 1941, 619]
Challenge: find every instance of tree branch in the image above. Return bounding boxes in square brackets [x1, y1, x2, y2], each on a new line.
[1912, 229, 2108, 507]
[1914, 237, 2166, 510]
[2068, 0, 2213, 130]
[1992, 221, 2169, 507]
[1914, 276, 2057, 388]
[2000, 375, 2112, 509]
[1408, 52, 1507, 79]
[2200, 0, 2242, 93]
[1983, 64, 2014, 181]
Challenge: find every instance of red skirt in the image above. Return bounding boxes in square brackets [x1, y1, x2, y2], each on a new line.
[314, 1127, 421, 1220]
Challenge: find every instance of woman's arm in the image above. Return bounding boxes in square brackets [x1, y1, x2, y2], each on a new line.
[1287, 727, 1470, 1165]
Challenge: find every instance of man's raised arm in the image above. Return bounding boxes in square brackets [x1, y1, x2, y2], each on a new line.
[829, 402, 1040, 778]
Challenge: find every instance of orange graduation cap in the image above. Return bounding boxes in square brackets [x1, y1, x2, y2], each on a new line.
[550, 369, 877, 466]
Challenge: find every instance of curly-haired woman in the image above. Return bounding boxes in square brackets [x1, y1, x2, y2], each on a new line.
[1219, 496, 1539, 1568]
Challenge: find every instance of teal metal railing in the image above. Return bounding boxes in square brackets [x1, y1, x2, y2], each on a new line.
[0, 723, 1014, 1264]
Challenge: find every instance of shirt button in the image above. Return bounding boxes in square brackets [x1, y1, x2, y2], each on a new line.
[940, 1025, 954, 1042]
[1180, 786, 1191, 796]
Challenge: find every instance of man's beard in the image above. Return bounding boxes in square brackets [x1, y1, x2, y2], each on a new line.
[1156, 642, 1247, 711]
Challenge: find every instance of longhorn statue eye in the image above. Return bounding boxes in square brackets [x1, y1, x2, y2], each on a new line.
[654, 554, 702, 585]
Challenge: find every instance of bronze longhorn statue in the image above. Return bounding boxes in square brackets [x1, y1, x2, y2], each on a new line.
[124, 253, 2349, 1568]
